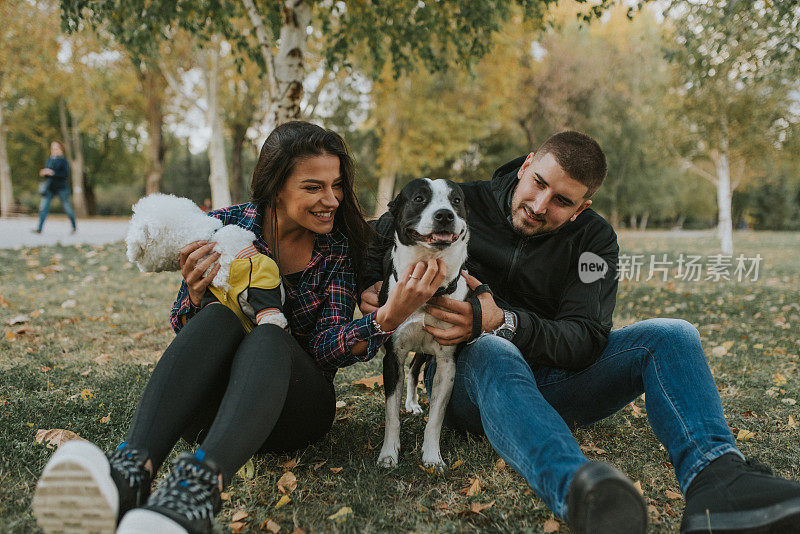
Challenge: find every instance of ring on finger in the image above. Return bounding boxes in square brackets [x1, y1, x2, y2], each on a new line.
[409, 275, 421, 280]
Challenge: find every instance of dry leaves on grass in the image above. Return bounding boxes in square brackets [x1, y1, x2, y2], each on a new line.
[495, 458, 506, 471]
[351, 375, 383, 390]
[579, 443, 607, 455]
[665, 490, 682, 500]
[467, 501, 494, 514]
[280, 457, 298, 470]
[543, 515, 561, 532]
[450, 459, 464, 470]
[737, 429, 756, 441]
[328, 506, 353, 522]
[277, 472, 297, 494]
[275, 495, 291, 508]
[34, 429, 84, 449]
[460, 477, 481, 496]
[261, 519, 281, 533]
[329, 467, 343, 474]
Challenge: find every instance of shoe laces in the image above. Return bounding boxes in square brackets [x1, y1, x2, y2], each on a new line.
[148, 453, 220, 522]
[108, 444, 150, 488]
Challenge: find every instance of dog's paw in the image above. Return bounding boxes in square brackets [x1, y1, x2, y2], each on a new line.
[404, 400, 424, 415]
[421, 449, 445, 470]
[377, 453, 399, 468]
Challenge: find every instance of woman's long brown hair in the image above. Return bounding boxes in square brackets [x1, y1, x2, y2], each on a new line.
[250, 121, 373, 292]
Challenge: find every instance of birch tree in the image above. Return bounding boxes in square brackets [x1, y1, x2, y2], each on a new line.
[664, 0, 800, 253]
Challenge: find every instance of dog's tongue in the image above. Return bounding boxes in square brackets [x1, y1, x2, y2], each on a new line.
[431, 232, 455, 243]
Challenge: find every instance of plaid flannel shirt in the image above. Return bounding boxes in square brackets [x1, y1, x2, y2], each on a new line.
[169, 203, 391, 381]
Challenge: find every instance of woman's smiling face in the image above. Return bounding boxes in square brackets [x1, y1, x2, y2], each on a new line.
[276, 154, 343, 234]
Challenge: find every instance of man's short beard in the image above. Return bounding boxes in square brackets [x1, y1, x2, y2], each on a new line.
[512, 209, 549, 236]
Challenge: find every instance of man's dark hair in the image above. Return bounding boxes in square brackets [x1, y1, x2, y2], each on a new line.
[535, 131, 607, 198]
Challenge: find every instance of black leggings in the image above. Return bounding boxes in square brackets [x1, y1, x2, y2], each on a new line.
[125, 304, 336, 484]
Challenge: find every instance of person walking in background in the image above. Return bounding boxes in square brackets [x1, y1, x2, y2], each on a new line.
[34, 141, 77, 234]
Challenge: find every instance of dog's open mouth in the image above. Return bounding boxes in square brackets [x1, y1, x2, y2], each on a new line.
[409, 230, 459, 245]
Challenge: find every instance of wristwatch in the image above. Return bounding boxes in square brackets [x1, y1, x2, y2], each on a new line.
[492, 309, 518, 341]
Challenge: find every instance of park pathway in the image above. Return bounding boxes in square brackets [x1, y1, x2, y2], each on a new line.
[0, 216, 129, 249]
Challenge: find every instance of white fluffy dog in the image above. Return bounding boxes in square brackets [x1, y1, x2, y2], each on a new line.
[126, 193, 287, 329]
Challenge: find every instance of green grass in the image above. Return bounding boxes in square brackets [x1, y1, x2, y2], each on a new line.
[1, 231, 799, 533]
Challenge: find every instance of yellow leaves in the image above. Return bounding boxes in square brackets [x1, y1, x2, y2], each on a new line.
[328, 506, 353, 522]
[579, 443, 607, 455]
[351, 375, 383, 390]
[450, 459, 464, 470]
[773, 372, 788, 386]
[80, 389, 94, 400]
[737, 429, 756, 441]
[4, 331, 15, 341]
[275, 495, 291, 509]
[277, 471, 297, 494]
[34, 429, 84, 449]
[329, 467, 343, 474]
[468, 500, 494, 514]
[460, 477, 481, 496]
[230, 511, 249, 533]
[543, 515, 561, 532]
[238, 458, 255, 480]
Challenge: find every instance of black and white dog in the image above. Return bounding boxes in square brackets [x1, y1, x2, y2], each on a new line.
[377, 178, 469, 469]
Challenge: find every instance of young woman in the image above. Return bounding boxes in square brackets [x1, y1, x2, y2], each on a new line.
[33, 121, 446, 534]
[35, 141, 77, 234]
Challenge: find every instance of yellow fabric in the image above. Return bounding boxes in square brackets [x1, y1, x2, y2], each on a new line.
[208, 254, 281, 333]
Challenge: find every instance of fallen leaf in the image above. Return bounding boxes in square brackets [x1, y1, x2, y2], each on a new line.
[711, 346, 728, 357]
[450, 459, 464, 470]
[633, 481, 643, 495]
[579, 443, 607, 455]
[4, 331, 16, 341]
[94, 354, 111, 365]
[495, 458, 506, 471]
[351, 375, 383, 389]
[220, 492, 231, 501]
[290, 528, 304, 534]
[312, 460, 327, 470]
[741, 410, 756, 418]
[335, 400, 346, 409]
[665, 490, 682, 499]
[34, 429, 84, 449]
[328, 506, 353, 522]
[275, 495, 291, 508]
[231, 510, 249, 522]
[627, 402, 646, 418]
[329, 467, 343, 474]
[737, 429, 756, 441]
[469, 501, 494, 514]
[230, 521, 246, 533]
[80, 369, 92, 376]
[100, 412, 111, 423]
[543, 516, 560, 533]
[239, 458, 255, 480]
[788, 416, 798, 429]
[61, 299, 77, 309]
[280, 458, 298, 470]
[462, 477, 481, 496]
[277, 471, 297, 494]
[774, 373, 788, 386]
[261, 519, 281, 533]
[781, 398, 797, 405]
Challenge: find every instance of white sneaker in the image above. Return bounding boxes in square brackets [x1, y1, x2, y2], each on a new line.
[32, 440, 119, 534]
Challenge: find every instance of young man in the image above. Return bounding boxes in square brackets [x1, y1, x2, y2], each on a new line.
[360, 131, 800, 533]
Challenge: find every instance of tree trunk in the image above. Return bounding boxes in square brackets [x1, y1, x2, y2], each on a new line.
[202, 44, 232, 209]
[639, 211, 649, 230]
[714, 146, 734, 255]
[231, 122, 248, 204]
[58, 99, 88, 217]
[0, 104, 13, 218]
[610, 207, 619, 229]
[272, 0, 311, 125]
[629, 214, 638, 229]
[140, 66, 165, 195]
[373, 173, 397, 218]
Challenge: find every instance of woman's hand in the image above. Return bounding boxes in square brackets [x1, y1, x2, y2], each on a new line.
[374, 259, 447, 332]
[180, 241, 221, 306]
[39, 168, 54, 177]
[359, 281, 382, 315]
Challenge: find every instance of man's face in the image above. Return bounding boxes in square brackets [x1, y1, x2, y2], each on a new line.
[510, 152, 593, 236]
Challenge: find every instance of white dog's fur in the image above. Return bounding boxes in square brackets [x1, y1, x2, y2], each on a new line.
[126, 194, 286, 328]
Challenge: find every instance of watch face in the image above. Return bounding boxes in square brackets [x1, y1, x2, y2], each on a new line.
[496, 328, 514, 341]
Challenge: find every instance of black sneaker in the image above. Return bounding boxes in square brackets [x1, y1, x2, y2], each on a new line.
[116, 451, 222, 534]
[567, 461, 648, 534]
[681, 452, 800, 533]
[32, 440, 150, 533]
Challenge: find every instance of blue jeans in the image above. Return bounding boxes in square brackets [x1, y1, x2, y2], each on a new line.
[424, 318, 741, 520]
[38, 184, 76, 231]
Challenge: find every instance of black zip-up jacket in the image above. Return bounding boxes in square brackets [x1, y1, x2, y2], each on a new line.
[364, 156, 619, 371]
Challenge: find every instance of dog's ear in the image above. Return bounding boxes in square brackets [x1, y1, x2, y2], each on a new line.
[387, 194, 404, 220]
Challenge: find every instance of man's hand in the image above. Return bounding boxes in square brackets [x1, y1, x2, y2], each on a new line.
[360, 281, 382, 315]
[39, 168, 55, 177]
[423, 271, 504, 346]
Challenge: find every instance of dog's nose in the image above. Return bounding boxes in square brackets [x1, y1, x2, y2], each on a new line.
[434, 209, 454, 223]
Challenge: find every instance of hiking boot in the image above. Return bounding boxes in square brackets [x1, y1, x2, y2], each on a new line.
[117, 450, 222, 534]
[681, 452, 800, 533]
[32, 440, 151, 534]
[567, 461, 648, 534]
